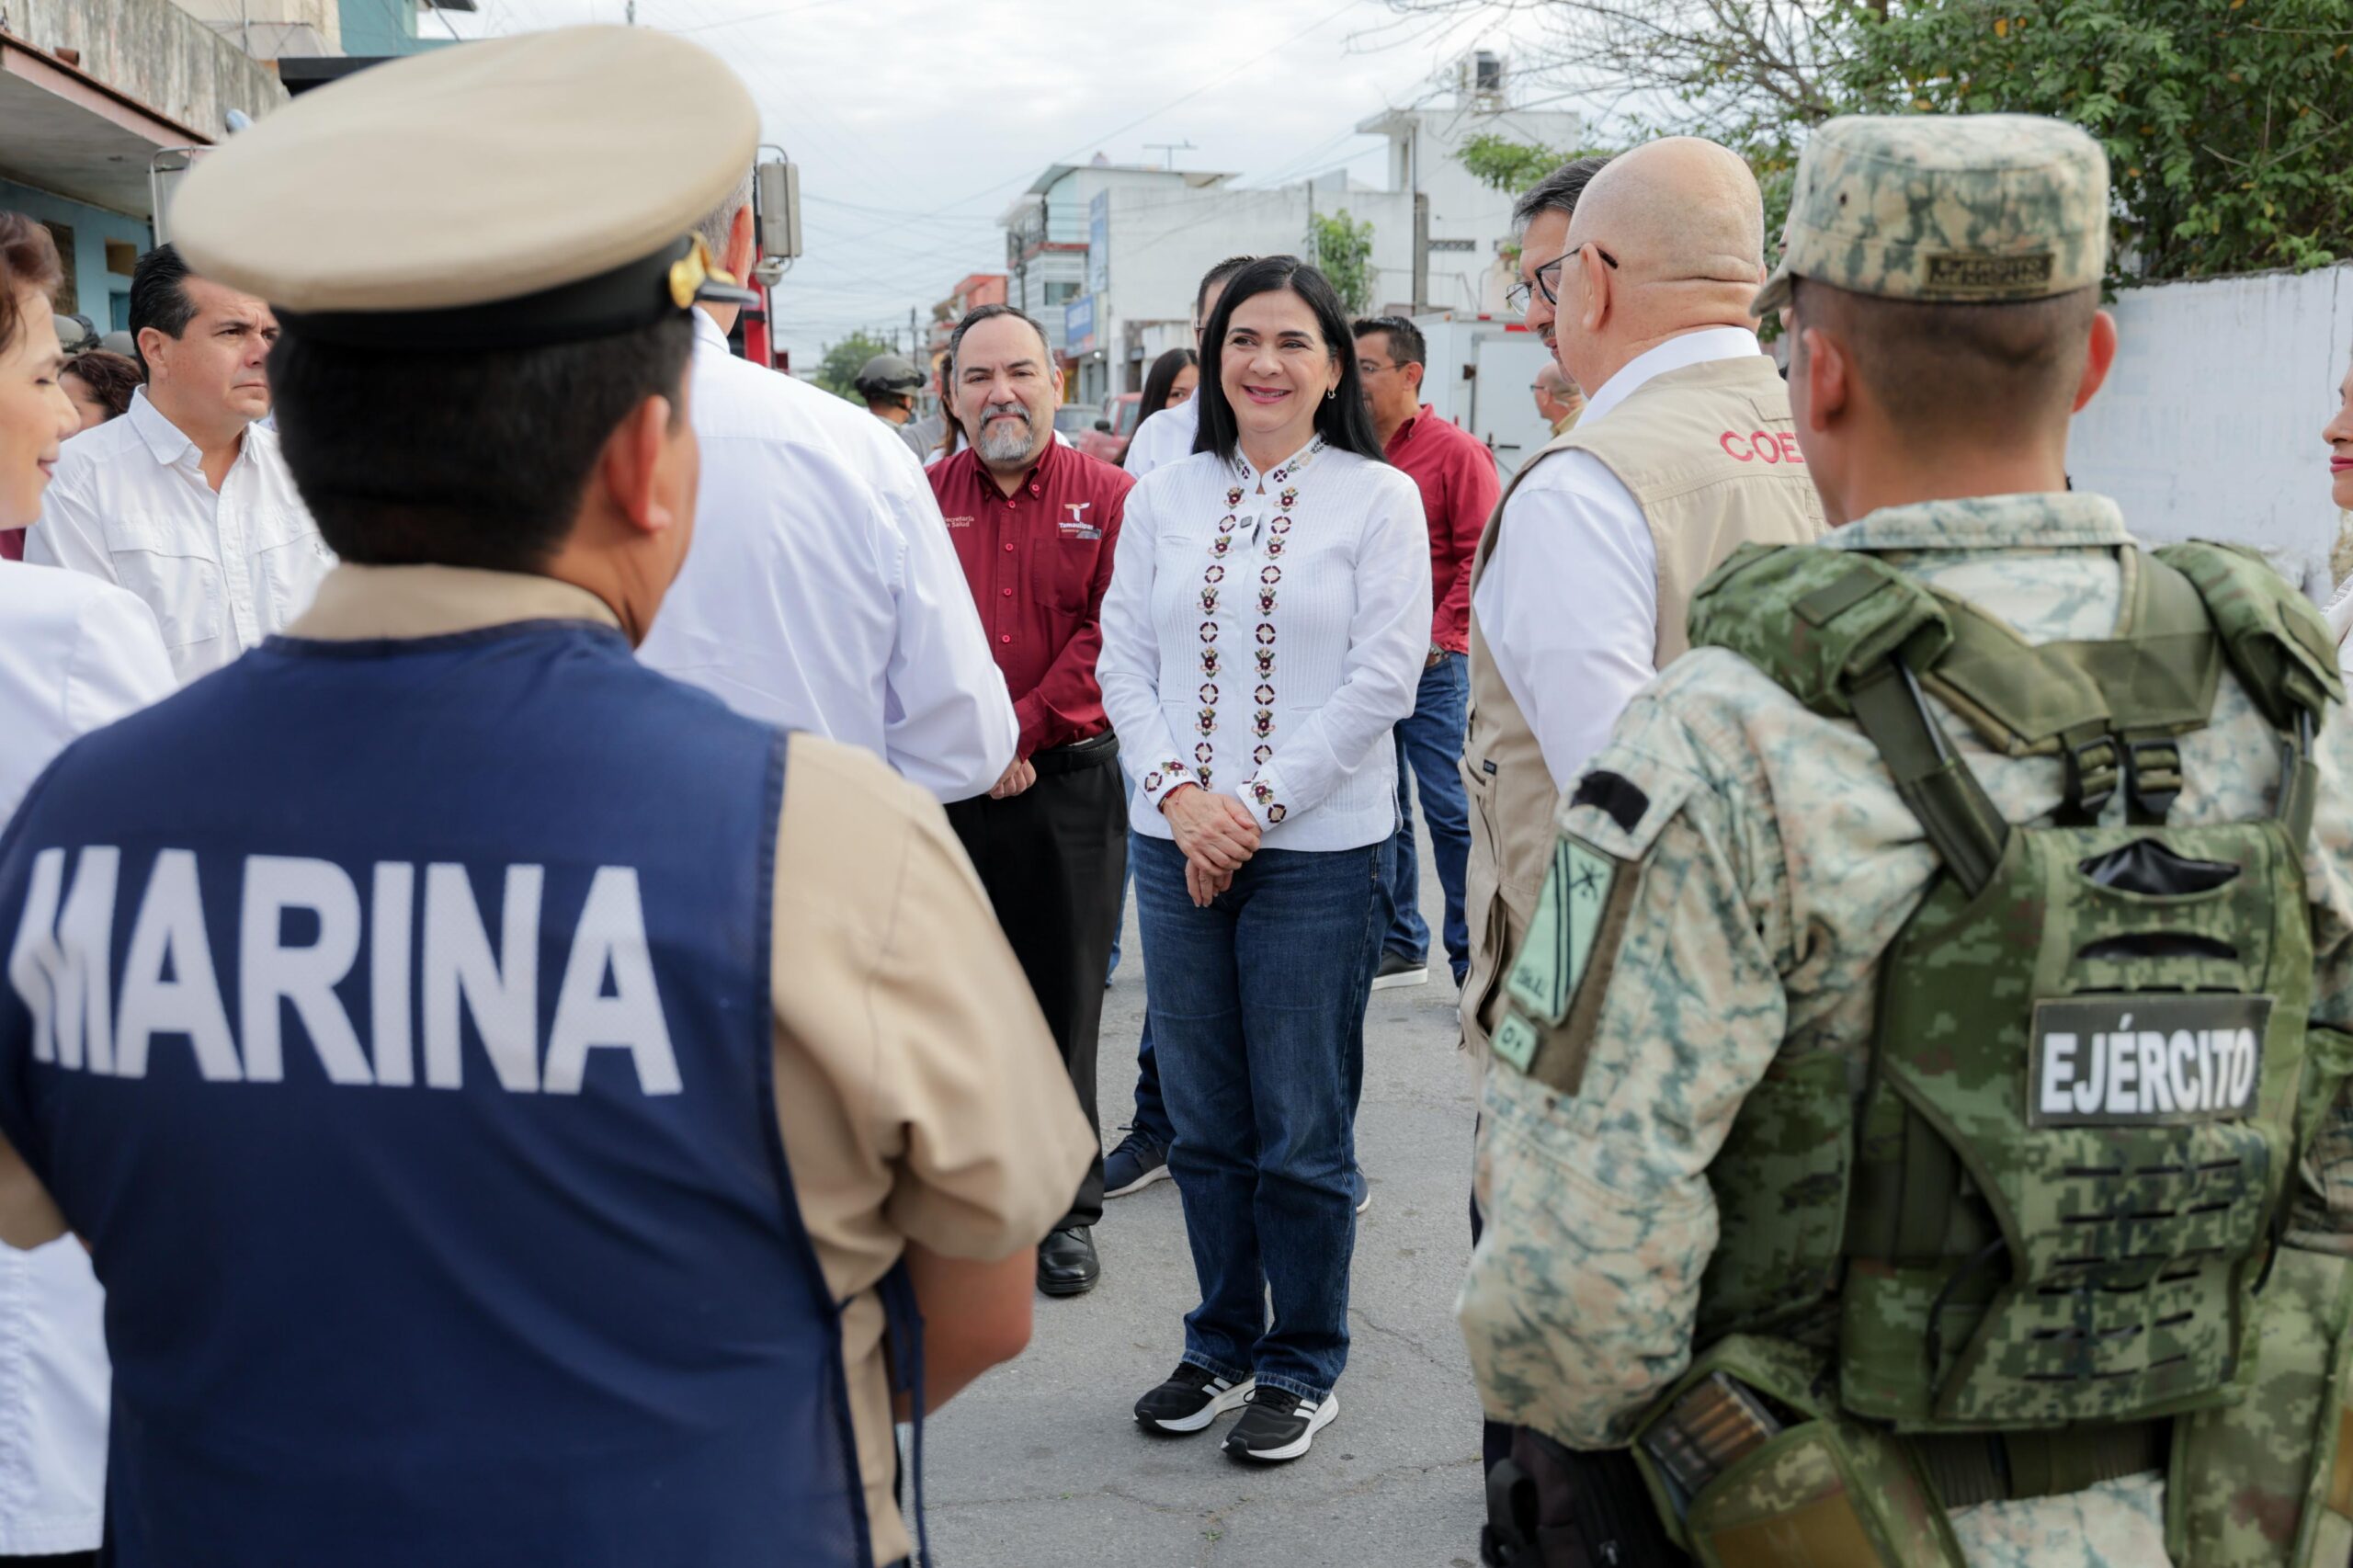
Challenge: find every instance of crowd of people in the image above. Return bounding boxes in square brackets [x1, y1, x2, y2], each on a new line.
[4, 21, 2353, 1568]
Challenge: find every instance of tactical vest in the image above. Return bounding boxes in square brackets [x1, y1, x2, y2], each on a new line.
[0, 619, 882, 1568]
[1625, 540, 2353, 1567]
[1461, 354, 1823, 1055]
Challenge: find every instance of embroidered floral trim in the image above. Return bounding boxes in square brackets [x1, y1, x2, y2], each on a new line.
[1253, 744, 1273, 767]
[1143, 757, 1191, 794]
[1248, 778, 1288, 824]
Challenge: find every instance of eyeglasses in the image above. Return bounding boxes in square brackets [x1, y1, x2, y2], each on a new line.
[1506, 242, 1620, 314]
[1357, 359, 1397, 377]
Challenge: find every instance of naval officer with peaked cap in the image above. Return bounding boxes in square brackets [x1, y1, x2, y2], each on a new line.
[0, 27, 1096, 1568]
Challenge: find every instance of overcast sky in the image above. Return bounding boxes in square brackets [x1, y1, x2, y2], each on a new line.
[442, 0, 1548, 364]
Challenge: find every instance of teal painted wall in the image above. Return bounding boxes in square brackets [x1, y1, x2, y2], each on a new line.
[0, 179, 151, 333]
[337, 0, 459, 57]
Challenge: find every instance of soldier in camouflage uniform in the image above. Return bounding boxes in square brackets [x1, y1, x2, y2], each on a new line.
[1458, 113, 2353, 1568]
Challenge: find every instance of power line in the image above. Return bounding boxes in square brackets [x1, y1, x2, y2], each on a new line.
[813, 0, 1375, 255]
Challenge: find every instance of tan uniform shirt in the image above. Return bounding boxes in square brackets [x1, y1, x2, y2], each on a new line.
[0, 565, 1098, 1566]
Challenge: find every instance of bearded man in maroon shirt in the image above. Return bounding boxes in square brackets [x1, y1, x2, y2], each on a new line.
[930, 303, 1135, 1297]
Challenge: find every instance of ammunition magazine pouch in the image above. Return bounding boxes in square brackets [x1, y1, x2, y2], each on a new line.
[1629, 1336, 1962, 1567]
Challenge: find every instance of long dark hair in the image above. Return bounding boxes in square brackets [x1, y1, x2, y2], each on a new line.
[1192, 256, 1383, 465]
[1139, 346, 1198, 419]
[0, 212, 61, 357]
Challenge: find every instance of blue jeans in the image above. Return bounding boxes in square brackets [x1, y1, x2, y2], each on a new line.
[1381, 652, 1472, 983]
[1134, 834, 1382, 1401]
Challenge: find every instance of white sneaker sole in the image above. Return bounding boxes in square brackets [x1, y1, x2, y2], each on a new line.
[1142, 1375, 1256, 1434]
[1104, 1162, 1172, 1199]
[1229, 1391, 1339, 1461]
[1370, 967, 1427, 991]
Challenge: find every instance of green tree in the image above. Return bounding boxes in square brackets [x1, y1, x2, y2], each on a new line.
[1396, 0, 2353, 283]
[1457, 131, 1591, 194]
[1310, 210, 1377, 315]
[1836, 0, 2353, 278]
[813, 329, 898, 403]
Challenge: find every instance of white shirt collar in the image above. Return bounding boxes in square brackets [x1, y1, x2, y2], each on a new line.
[690, 308, 728, 351]
[126, 386, 201, 468]
[1581, 325, 1763, 426]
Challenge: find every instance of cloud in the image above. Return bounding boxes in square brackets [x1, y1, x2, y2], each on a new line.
[451, 0, 1535, 358]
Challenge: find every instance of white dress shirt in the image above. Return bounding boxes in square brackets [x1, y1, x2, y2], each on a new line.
[0, 560, 175, 1555]
[639, 312, 1017, 801]
[26, 389, 332, 684]
[1472, 326, 1762, 790]
[1099, 437, 1431, 851]
[1122, 395, 1200, 479]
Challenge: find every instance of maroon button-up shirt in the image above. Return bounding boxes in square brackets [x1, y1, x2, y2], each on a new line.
[1384, 405, 1501, 654]
[930, 437, 1134, 758]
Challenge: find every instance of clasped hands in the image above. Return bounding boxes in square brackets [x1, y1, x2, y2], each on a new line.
[1159, 783, 1261, 906]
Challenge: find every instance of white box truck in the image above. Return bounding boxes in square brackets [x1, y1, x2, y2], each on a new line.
[1410, 312, 1559, 483]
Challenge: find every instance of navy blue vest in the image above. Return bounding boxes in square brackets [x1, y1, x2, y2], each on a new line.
[0, 617, 870, 1567]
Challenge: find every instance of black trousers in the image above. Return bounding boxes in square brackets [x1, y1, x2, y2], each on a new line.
[945, 733, 1127, 1230]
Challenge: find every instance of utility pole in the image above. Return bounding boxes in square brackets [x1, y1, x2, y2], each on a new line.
[1408, 117, 1428, 313]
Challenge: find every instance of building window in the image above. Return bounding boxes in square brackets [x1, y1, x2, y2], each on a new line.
[1043, 280, 1080, 306]
[40, 222, 75, 313]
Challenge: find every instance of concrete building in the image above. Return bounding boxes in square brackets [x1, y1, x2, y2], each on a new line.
[926, 270, 1007, 362]
[0, 0, 286, 329]
[1003, 73, 1580, 412]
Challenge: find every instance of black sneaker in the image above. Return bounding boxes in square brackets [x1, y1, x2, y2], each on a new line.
[1134, 1363, 1256, 1435]
[1222, 1386, 1338, 1462]
[1371, 950, 1427, 991]
[1104, 1127, 1172, 1198]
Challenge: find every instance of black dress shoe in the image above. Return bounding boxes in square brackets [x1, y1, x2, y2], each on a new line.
[1038, 1226, 1100, 1297]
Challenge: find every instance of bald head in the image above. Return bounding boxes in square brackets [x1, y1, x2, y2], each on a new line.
[1550, 136, 1768, 394]
[1567, 137, 1766, 286]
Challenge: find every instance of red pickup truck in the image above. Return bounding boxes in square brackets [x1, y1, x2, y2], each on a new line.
[1074, 392, 1143, 468]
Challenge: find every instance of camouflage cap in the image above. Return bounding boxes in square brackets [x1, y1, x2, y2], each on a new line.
[1754, 113, 2108, 316]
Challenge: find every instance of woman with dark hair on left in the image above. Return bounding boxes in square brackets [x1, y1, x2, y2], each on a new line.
[0, 209, 174, 1568]
[1098, 256, 1429, 1463]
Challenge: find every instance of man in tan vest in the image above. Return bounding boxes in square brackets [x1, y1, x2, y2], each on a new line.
[1461, 140, 1824, 1062]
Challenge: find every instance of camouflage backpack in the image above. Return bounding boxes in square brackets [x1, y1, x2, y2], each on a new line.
[1617, 540, 2353, 1567]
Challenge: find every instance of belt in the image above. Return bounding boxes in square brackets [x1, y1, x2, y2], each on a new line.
[1030, 731, 1120, 778]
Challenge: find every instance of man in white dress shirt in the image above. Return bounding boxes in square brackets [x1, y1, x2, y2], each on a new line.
[637, 177, 1017, 802]
[1462, 142, 1823, 1055]
[1457, 143, 1822, 1541]
[28, 244, 332, 683]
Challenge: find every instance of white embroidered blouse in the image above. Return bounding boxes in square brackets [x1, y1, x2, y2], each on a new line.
[1098, 437, 1432, 852]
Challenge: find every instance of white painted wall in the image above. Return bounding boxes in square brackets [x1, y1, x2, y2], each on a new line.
[2067, 262, 2353, 596]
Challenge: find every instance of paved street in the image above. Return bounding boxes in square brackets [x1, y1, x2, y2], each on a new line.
[926, 821, 1490, 1568]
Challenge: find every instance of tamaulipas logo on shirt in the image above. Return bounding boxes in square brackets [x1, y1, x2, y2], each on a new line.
[6, 846, 683, 1096]
[2026, 994, 2270, 1127]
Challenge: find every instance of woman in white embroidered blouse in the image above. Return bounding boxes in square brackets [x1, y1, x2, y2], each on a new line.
[1098, 257, 1430, 1461]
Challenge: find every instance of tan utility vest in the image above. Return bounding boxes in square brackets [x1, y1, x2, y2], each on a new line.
[1459, 352, 1824, 1052]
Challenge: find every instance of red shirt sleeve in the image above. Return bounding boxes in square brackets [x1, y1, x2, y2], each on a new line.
[1012, 465, 1131, 756]
[1432, 426, 1501, 652]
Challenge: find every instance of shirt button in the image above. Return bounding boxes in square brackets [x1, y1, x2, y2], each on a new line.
[999, 633, 1012, 644]
[1002, 587, 1013, 597]
[1004, 541, 1015, 551]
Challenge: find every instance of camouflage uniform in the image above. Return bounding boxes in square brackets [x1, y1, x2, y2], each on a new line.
[1457, 114, 2353, 1568]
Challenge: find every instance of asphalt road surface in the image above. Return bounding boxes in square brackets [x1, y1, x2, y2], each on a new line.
[926, 814, 1491, 1568]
